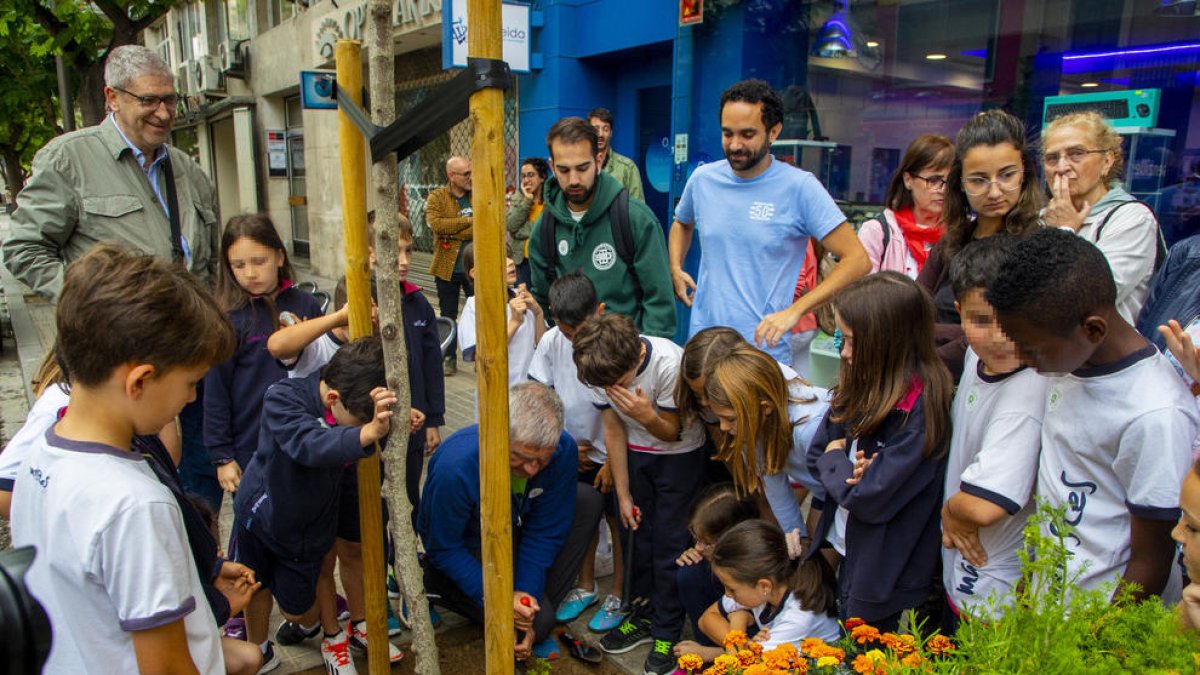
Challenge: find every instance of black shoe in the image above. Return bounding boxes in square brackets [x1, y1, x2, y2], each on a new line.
[257, 641, 281, 674]
[642, 639, 676, 675]
[274, 619, 320, 646]
[598, 613, 652, 654]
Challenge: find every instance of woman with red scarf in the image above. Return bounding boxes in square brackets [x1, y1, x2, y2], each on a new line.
[858, 135, 954, 278]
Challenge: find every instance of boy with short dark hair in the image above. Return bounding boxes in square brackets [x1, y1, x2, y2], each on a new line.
[940, 235, 1048, 626]
[234, 336, 415, 674]
[458, 241, 546, 386]
[11, 244, 237, 674]
[988, 228, 1200, 603]
[571, 312, 705, 675]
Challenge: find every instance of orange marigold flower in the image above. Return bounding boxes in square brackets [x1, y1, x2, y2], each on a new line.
[741, 665, 772, 675]
[902, 652, 925, 668]
[850, 624, 881, 644]
[800, 637, 826, 654]
[714, 653, 740, 670]
[880, 632, 916, 655]
[677, 653, 704, 672]
[844, 617, 866, 630]
[762, 645, 795, 670]
[723, 630, 749, 650]
[809, 644, 846, 661]
[748, 641, 764, 656]
[926, 634, 955, 655]
[852, 654, 876, 674]
[737, 649, 757, 666]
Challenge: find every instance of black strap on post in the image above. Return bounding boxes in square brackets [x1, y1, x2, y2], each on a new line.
[161, 152, 185, 265]
[336, 57, 513, 163]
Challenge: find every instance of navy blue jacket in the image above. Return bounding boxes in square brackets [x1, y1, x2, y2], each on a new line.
[204, 284, 323, 467]
[400, 281, 446, 427]
[807, 386, 946, 622]
[416, 425, 577, 605]
[234, 373, 373, 561]
[1137, 234, 1200, 351]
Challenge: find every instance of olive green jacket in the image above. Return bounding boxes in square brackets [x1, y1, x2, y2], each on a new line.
[602, 149, 645, 201]
[3, 116, 219, 299]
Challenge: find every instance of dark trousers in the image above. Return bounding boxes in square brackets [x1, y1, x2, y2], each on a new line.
[625, 449, 706, 641]
[404, 431, 426, 530]
[424, 482, 603, 642]
[677, 559, 724, 646]
[435, 272, 473, 357]
[177, 396, 222, 513]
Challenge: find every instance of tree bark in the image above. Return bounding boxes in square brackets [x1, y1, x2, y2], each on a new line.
[366, 1, 441, 672]
[2, 146, 27, 200]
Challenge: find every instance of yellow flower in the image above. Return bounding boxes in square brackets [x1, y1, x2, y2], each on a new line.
[677, 653, 704, 672]
[748, 641, 764, 656]
[817, 655, 841, 668]
[737, 648, 757, 666]
[723, 630, 749, 650]
[742, 665, 772, 675]
[714, 653, 740, 670]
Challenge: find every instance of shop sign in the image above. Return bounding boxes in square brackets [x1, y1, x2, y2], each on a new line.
[313, 0, 443, 63]
[442, 0, 531, 73]
[267, 130, 288, 176]
[680, 0, 703, 26]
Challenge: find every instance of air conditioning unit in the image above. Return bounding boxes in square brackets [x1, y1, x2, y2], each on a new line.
[1043, 89, 1162, 128]
[217, 39, 249, 79]
[193, 59, 224, 94]
[176, 63, 198, 95]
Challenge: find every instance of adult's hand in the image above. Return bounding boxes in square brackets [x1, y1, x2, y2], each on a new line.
[754, 305, 801, 349]
[1043, 174, 1089, 232]
[217, 461, 242, 493]
[1160, 319, 1200, 384]
[513, 591, 539, 631]
[671, 268, 697, 307]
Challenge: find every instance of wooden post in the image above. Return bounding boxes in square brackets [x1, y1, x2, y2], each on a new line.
[467, 0, 515, 672]
[335, 39, 390, 675]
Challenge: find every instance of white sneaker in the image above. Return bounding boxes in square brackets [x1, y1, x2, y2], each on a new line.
[348, 621, 403, 663]
[320, 630, 359, 675]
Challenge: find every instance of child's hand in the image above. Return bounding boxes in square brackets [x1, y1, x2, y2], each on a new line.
[1160, 319, 1200, 384]
[673, 640, 704, 656]
[785, 528, 806, 560]
[332, 303, 351, 327]
[845, 449, 873, 485]
[359, 387, 398, 447]
[1181, 583, 1200, 630]
[517, 285, 543, 318]
[605, 384, 656, 426]
[408, 408, 425, 434]
[750, 626, 771, 644]
[594, 462, 614, 494]
[618, 494, 641, 530]
[425, 427, 441, 456]
[215, 561, 261, 616]
[217, 461, 242, 493]
[941, 501, 988, 568]
[824, 438, 847, 454]
[577, 441, 596, 473]
[676, 546, 705, 567]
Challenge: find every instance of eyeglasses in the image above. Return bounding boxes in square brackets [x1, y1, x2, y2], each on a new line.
[962, 169, 1024, 196]
[911, 174, 948, 190]
[1043, 147, 1109, 165]
[451, 170, 472, 177]
[114, 87, 180, 110]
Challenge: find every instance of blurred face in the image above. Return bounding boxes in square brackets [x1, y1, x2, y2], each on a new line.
[506, 257, 518, 285]
[589, 117, 612, 153]
[834, 313, 855, 365]
[721, 101, 781, 176]
[447, 159, 472, 193]
[550, 139, 599, 209]
[227, 236, 283, 297]
[397, 236, 413, 281]
[1043, 125, 1115, 202]
[958, 289, 1022, 374]
[904, 163, 950, 221]
[713, 565, 768, 609]
[521, 162, 546, 200]
[685, 374, 708, 408]
[996, 313, 1099, 374]
[709, 401, 738, 436]
[961, 143, 1024, 222]
[509, 441, 555, 478]
[1173, 471, 1200, 582]
[105, 73, 178, 156]
[135, 364, 208, 436]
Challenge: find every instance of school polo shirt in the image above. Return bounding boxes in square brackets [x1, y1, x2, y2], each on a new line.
[675, 158, 844, 364]
[1038, 345, 1199, 600]
[527, 326, 607, 465]
[943, 349, 1047, 615]
[459, 295, 538, 388]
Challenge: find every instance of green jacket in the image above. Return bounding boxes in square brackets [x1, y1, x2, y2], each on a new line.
[602, 149, 644, 201]
[3, 116, 219, 299]
[529, 171, 675, 338]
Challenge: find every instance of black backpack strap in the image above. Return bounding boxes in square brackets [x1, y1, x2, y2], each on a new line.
[608, 189, 642, 307]
[1093, 199, 1168, 272]
[161, 151, 186, 265]
[538, 209, 560, 291]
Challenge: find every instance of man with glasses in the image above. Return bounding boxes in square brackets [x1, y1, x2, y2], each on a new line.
[427, 155, 475, 375]
[417, 382, 603, 660]
[4, 45, 218, 300]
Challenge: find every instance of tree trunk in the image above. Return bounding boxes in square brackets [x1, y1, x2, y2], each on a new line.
[2, 145, 27, 201]
[367, 1, 441, 672]
[76, 63, 107, 127]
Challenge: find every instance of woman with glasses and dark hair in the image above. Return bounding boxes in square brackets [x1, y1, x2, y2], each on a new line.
[1042, 111, 1160, 323]
[917, 109, 1044, 380]
[858, 134, 954, 278]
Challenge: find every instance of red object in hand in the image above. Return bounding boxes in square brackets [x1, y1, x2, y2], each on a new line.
[632, 507, 641, 518]
[520, 596, 532, 607]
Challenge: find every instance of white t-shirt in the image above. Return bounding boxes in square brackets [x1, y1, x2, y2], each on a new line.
[288, 331, 343, 379]
[589, 336, 705, 455]
[527, 327, 606, 464]
[720, 593, 840, 650]
[11, 428, 224, 675]
[943, 349, 1047, 616]
[459, 295, 538, 388]
[1076, 199, 1158, 324]
[762, 381, 829, 535]
[0, 384, 70, 491]
[1038, 345, 1199, 600]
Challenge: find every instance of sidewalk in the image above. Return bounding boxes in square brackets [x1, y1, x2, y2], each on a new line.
[0, 213, 647, 674]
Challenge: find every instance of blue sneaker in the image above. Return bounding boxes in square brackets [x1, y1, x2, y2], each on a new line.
[555, 585, 598, 622]
[386, 570, 400, 599]
[398, 597, 442, 630]
[587, 594, 628, 633]
[386, 602, 403, 636]
[532, 635, 560, 660]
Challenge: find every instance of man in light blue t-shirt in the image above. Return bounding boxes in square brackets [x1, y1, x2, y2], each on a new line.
[668, 79, 869, 364]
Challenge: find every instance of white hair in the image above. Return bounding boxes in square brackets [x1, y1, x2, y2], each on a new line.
[105, 45, 172, 89]
[509, 382, 564, 449]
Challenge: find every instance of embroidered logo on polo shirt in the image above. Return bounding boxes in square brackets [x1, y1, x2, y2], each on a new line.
[966, 389, 979, 409]
[1048, 387, 1062, 411]
[592, 243, 616, 271]
[748, 201, 775, 221]
[558, 239, 569, 255]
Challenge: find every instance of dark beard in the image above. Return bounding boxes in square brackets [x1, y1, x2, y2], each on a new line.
[725, 143, 770, 172]
[565, 180, 596, 206]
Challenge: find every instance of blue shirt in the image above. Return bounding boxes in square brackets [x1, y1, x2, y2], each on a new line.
[110, 114, 194, 266]
[675, 158, 844, 363]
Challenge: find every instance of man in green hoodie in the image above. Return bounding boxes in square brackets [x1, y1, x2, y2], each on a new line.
[529, 117, 676, 338]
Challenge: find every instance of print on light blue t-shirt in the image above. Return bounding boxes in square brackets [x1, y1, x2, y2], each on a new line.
[675, 159, 844, 364]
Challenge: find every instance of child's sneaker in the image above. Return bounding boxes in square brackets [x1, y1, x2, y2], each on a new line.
[532, 635, 560, 660]
[336, 593, 351, 622]
[222, 616, 246, 641]
[386, 569, 401, 599]
[275, 619, 320, 646]
[555, 585, 598, 622]
[348, 621, 403, 663]
[320, 630, 359, 675]
[256, 641, 281, 674]
[598, 612, 652, 654]
[642, 639, 676, 675]
[588, 594, 627, 632]
[386, 602, 403, 636]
